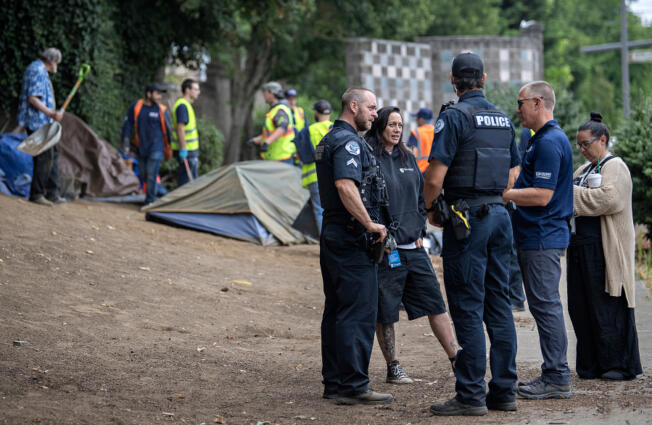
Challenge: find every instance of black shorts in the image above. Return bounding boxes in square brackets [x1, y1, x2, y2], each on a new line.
[377, 247, 447, 324]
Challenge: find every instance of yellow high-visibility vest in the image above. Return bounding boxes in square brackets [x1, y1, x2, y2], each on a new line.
[292, 106, 306, 131]
[261, 103, 296, 161]
[301, 120, 332, 187]
[171, 97, 199, 151]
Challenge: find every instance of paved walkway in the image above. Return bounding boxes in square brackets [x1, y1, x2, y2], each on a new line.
[514, 254, 652, 372]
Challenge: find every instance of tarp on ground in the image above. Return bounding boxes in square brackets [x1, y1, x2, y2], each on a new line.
[58, 113, 140, 198]
[0, 114, 140, 200]
[142, 161, 310, 245]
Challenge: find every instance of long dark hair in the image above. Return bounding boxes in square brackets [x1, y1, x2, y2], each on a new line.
[364, 106, 411, 165]
[578, 111, 610, 146]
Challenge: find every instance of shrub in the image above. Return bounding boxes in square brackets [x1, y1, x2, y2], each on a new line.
[613, 97, 652, 233]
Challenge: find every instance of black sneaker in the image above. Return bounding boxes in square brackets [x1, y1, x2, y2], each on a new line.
[430, 398, 487, 416]
[336, 389, 393, 405]
[517, 376, 542, 388]
[387, 361, 413, 384]
[486, 399, 517, 411]
[517, 380, 572, 399]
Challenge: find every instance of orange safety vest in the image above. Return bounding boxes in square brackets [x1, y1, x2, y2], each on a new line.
[133, 99, 172, 160]
[411, 123, 435, 173]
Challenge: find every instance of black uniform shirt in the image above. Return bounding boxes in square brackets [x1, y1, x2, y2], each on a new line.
[316, 119, 371, 223]
[376, 148, 426, 245]
[429, 90, 521, 201]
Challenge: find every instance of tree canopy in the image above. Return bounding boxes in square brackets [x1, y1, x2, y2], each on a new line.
[2, 0, 651, 162]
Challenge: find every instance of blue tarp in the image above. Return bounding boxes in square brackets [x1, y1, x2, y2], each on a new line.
[145, 211, 277, 246]
[0, 133, 32, 197]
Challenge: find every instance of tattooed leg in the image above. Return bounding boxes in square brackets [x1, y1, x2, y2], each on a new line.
[375, 322, 397, 364]
[428, 313, 459, 359]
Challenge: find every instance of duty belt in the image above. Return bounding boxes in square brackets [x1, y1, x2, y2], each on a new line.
[454, 195, 504, 208]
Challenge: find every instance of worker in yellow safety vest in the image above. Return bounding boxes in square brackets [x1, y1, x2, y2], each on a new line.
[407, 107, 435, 174]
[297, 100, 333, 234]
[285, 88, 307, 131]
[172, 78, 201, 186]
[251, 82, 296, 163]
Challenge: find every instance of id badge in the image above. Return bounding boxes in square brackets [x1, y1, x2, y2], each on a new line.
[388, 250, 402, 268]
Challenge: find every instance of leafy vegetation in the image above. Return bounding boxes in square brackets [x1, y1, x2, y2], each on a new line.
[3, 0, 652, 224]
[614, 97, 652, 232]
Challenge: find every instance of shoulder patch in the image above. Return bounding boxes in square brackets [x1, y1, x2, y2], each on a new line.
[345, 141, 360, 155]
[434, 119, 445, 133]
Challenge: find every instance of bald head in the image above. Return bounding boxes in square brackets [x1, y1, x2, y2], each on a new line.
[521, 81, 556, 111]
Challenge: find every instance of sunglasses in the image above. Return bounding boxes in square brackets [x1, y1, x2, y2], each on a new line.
[517, 97, 543, 109]
[577, 137, 600, 150]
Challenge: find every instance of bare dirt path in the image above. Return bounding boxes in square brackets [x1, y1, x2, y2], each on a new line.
[1, 194, 650, 424]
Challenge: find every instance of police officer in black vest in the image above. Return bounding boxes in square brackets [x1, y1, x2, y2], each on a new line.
[424, 53, 522, 416]
[316, 87, 394, 405]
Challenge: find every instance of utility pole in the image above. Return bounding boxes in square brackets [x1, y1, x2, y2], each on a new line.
[581, 0, 652, 118]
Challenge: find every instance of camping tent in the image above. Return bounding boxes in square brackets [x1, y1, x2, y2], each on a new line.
[143, 161, 311, 245]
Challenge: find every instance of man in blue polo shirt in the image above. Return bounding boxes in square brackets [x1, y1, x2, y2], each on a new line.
[503, 80, 573, 400]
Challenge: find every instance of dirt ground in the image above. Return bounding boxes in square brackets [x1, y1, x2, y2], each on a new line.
[1, 194, 651, 425]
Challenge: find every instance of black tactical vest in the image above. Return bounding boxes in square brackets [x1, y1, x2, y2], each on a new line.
[443, 102, 513, 191]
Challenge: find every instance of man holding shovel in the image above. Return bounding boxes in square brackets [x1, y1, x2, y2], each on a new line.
[17, 47, 66, 206]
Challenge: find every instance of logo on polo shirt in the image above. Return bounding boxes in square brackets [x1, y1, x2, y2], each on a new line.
[399, 168, 414, 173]
[535, 171, 552, 179]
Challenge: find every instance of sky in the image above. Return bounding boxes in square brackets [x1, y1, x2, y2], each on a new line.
[631, 0, 652, 25]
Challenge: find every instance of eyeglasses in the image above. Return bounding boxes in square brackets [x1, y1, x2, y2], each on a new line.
[517, 97, 542, 109]
[577, 137, 600, 150]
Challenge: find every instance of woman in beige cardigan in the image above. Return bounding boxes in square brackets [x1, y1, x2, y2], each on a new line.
[568, 112, 642, 381]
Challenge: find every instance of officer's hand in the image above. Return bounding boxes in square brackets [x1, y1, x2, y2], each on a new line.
[179, 148, 188, 160]
[365, 222, 387, 243]
[416, 238, 423, 248]
[427, 211, 441, 227]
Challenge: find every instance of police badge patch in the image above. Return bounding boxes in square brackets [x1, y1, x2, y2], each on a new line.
[435, 119, 445, 133]
[345, 141, 360, 155]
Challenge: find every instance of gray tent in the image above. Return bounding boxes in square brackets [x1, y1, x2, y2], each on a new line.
[142, 160, 311, 245]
